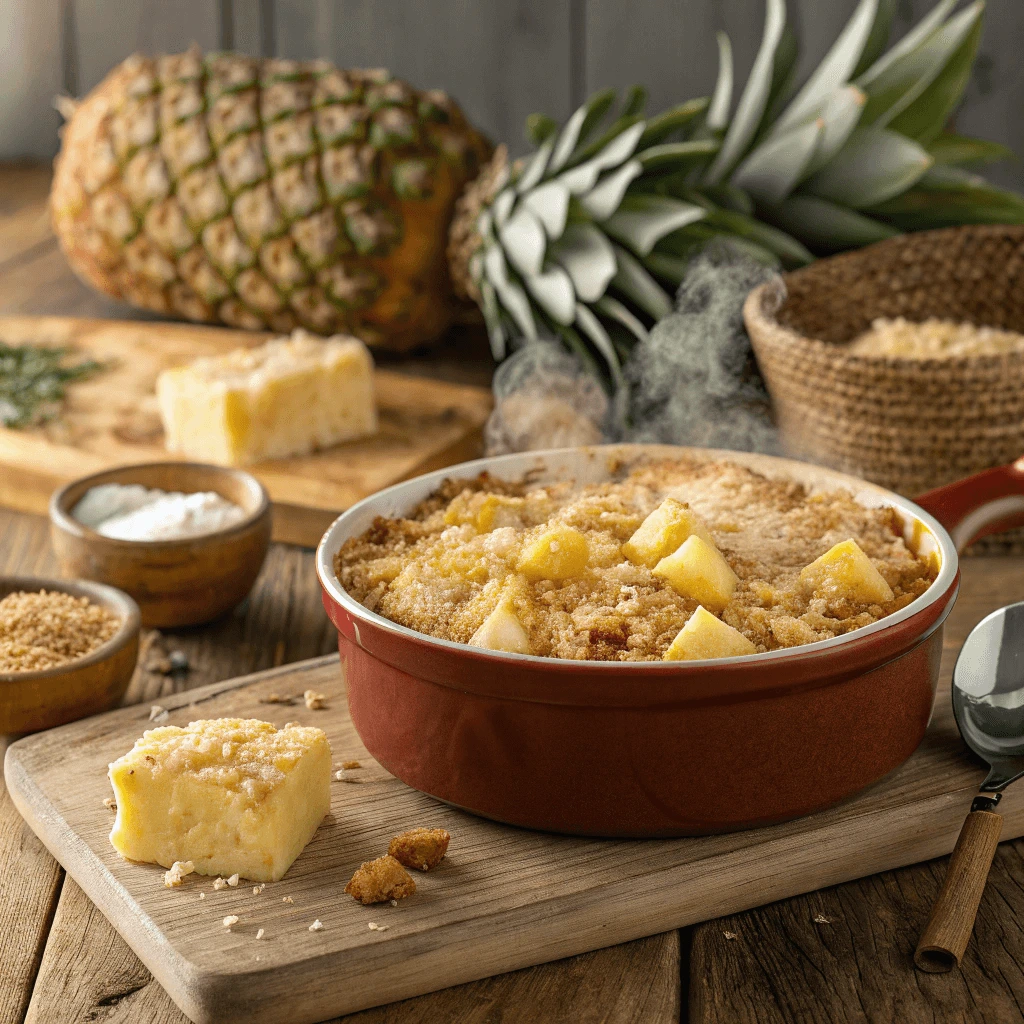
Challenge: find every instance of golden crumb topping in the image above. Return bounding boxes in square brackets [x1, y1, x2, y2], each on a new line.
[111, 718, 328, 805]
[335, 457, 937, 661]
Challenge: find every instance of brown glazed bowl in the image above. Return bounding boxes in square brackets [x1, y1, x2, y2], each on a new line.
[0, 576, 140, 733]
[317, 445, 1024, 837]
[50, 463, 271, 628]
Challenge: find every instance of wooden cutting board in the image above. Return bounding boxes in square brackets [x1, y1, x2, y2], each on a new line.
[0, 316, 492, 546]
[5, 654, 1022, 1024]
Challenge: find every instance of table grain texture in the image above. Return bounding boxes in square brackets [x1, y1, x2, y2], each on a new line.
[3, 163, 1024, 1024]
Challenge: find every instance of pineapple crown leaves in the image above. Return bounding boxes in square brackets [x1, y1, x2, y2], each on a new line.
[465, 0, 1024, 387]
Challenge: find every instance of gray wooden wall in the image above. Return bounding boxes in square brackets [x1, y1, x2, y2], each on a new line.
[3, 0, 1022, 191]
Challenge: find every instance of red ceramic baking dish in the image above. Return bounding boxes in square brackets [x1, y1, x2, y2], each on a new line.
[316, 445, 1024, 836]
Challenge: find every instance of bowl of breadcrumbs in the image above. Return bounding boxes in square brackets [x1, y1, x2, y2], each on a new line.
[0, 576, 140, 732]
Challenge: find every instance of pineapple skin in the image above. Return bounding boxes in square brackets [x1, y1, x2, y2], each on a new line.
[51, 50, 492, 350]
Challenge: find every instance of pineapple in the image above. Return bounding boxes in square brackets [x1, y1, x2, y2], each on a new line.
[468, 596, 532, 655]
[51, 0, 1024, 366]
[517, 524, 589, 581]
[653, 535, 737, 612]
[664, 605, 756, 661]
[800, 538, 894, 604]
[622, 497, 714, 569]
[51, 51, 490, 351]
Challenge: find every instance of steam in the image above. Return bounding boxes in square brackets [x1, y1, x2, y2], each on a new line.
[485, 342, 613, 455]
[623, 243, 782, 453]
[484, 242, 785, 456]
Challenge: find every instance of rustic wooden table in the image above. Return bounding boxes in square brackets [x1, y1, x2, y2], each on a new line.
[3, 164, 1024, 1024]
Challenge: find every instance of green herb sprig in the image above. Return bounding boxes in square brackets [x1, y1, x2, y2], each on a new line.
[0, 342, 105, 428]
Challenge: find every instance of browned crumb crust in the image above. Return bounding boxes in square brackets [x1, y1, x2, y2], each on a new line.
[335, 457, 938, 661]
[344, 854, 416, 905]
[388, 827, 451, 871]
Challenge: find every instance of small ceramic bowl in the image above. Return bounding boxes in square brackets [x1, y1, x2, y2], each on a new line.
[0, 576, 140, 733]
[50, 463, 272, 628]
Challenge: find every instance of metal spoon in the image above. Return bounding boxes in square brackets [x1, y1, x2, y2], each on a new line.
[915, 601, 1024, 972]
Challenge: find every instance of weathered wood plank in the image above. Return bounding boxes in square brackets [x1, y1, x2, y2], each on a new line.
[272, 0, 572, 156]
[25, 877, 679, 1024]
[70, 0, 222, 94]
[691, 554, 1024, 1023]
[0, 0, 63, 160]
[0, 742, 65, 1024]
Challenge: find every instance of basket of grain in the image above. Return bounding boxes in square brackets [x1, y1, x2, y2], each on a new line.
[744, 224, 1024, 550]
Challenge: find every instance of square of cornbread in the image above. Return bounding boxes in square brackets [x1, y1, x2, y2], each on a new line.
[157, 329, 377, 465]
[108, 718, 331, 882]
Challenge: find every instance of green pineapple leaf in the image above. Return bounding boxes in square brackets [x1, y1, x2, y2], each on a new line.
[707, 32, 734, 131]
[771, 0, 878, 135]
[852, 0, 898, 78]
[765, 194, 900, 252]
[803, 127, 932, 208]
[705, 0, 787, 183]
[886, 6, 984, 143]
[928, 133, 1016, 167]
[603, 194, 707, 255]
[859, 2, 983, 128]
[733, 118, 824, 205]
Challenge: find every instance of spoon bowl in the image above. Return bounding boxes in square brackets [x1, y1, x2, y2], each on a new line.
[952, 602, 1024, 792]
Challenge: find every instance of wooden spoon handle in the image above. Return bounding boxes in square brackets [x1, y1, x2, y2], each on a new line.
[915, 808, 1003, 972]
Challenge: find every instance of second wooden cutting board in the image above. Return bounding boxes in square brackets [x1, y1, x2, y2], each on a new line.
[6, 654, 1022, 1024]
[0, 316, 492, 546]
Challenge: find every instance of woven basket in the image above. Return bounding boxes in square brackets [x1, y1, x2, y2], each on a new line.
[744, 224, 1024, 553]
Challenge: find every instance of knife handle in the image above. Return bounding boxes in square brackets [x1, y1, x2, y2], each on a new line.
[915, 806, 1003, 972]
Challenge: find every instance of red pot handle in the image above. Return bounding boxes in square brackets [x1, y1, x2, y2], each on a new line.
[915, 457, 1024, 552]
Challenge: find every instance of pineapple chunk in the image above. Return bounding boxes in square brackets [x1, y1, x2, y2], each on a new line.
[444, 493, 524, 532]
[622, 497, 714, 568]
[800, 539, 894, 604]
[653, 535, 737, 612]
[664, 606, 757, 661]
[468, 597, 532, 655]
[517, 524, 589, 581]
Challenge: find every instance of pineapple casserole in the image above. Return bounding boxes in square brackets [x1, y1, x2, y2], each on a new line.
[335, 458, 938, 662]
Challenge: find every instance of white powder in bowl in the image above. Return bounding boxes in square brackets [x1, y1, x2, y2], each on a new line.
[71, 483, 248, 541]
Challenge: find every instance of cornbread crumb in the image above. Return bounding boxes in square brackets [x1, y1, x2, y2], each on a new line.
[304, 689, 327, 710]
[345, 855, 416, 905]
[342, 760, 361, 770]
[223, 915, 239, 928]
[723, 931, 738, 941]
[390, 899, 398, 907]
[103, 797, 117, 810]
[227, 873, 240, 887]
[149, 705, 168, 722]
[259, 693, 296, 705]
[199, 892, 206, 900]
[309, 919, 324, 932]
[368, 922, 388, 931]
[253, 884, 265, 895]
[282, 896, 294, 904]
[213, 877, 228, 890]
[388, 828, 450, 871]
[163, 860, 195, 887]
[0, 590, 119, 672]
[813, 914, 834, 925]
[335, 457, 937, 660]
[256, 928, 265, 939]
